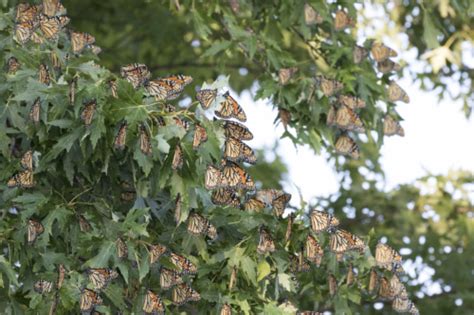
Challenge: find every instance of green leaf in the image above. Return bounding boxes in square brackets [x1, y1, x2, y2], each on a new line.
[240, 255, 257, 286]
[257, 260, 271, 282]
[85, 241, 115, 268]
[202, 40, 232, 58]
[0, 255, 19, 287]
[422, 13, 441, 49]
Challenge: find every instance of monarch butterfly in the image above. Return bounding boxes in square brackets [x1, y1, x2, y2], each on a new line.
[39, 63, 50, 85]
[139, 125, 152, 155]
[80, 289, 102, 312]
[173, 117, 190, 130]
[42, 0, 66, 17]
[315, 76, 344, 97]
[27, 219, 43, 245]
[159, 267, 183, 290]
[328, 274, 338, 296]
[285, 213, 294, 243]
[333, 105, 365, 133]
[334, 10, 355, 31]
[70, 31, 95, 54]
[279, 108, 291, 129]
[8, 170, 34, 189]
[223, 120, 253, 140]
[172, 283, 201, 305]
[229, 266, 237, 290]
[163, 103, 176, 113]
[120, 63, 150, 89]
[353, 45, 368, 64]
[108, 80, 118, 98]
[224, 137, 257, 164]
[329, 229, 365, 254]
[326, 105, 336, 126]
[387, 81, 410, 103]
[368, 268, 378, 294]
[77, 214, 91, 232]
[33, 280, 53, 294]
[20, 150, 33, 170]
[174, 194, 182, 224]
[192, 124, 207, 150]
[375, 243, 404, 273]
[290, 253, 310, 273]
[87, 268, 119, 290]
[305, 235, 324, 266]
[149, 243, 167, 264]
[143, 290, 165, 315]
[346, 263, 355, 286]
[121, 191, 136, 202]
[212, 188, 240, 207]
[196, 89, 218, 109]
[50, 51, 61, 70]
[392, 297, 416, 313]
[338, 95, 366, 109]
[371, 42, 398, 62]
[272, 193, 291, 217]
[220, 303, 232, 315]
[309, 210, 340, 233]
[205, 165, 223, 190]
[389, 274, 408, 299]
[257, 226, 275, 254]
[335, 134, 360, 159]
[255, 189, 286, 205]
[14, 21, 36, 44]
[16, 3, 41, 23]
[30, 32, 45, 44]
[143, 79, 175, 100]
[90, 44, 102, 55]
[116, 237, 128, 259]
[378, 276, 394, 301]
[29, 98, 41, 124]
[278, 67, 298, 85]
[68, 77, 77, 105]
[187, 212, 218, 240]
[170, 253, 197, 275]
[221, 161, 255, 190]
[162, 74, 193, 90]
[114, 122, 128, 150]
[171, 144, 184, 170]
[215, 92, 247, 122]
[7, 57, 21, 74]
[304, 3, 323, 25]
[39, 14, 69, 40]
[377, 59, 401, 74]
[242, 197, 265, 212]
[57, 264, 66, 289]
[383, 115, 404, 137]
[81, 99, 96, 126]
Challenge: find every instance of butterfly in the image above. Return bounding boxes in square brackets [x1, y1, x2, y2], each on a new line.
[20, 150, 33, 170]
[329, 229, 365, 254]
[16, 3, 41, 24]
[333, 105, 365, 133]
[220, 303, 232, 315]
[353, 45, 368, 64]
[377, 59, 401, 73]
[170, 253, 197, 275]
[139, 125, 152, 155]
[80, 289, 103, 312]
[305, 235, 324, 266]
[29, 98, 41, 124]
[27, 219, 43, 244]
[42, 0, 66, 17]
[335, 134, 360, 159]
[334, 10, 355, 31]
[120, 63, 150, 89]
[389, 274, 408, 299]
[149, 243, 168, 264]
[304, 3, 323, 25]
[255, 189, 290, 215]
[309, 210, 340, 233]
[39, 14, 69, 40]
[187, 212, 217, 240]
[33, 280, 53, 294]
[328, 274, 337, 296]
[383, 115, 404, 137]
[212, 188, 241, 207]
[30, 32, 45, 44]
[273, 193, 291, 217]
[257, 226, 275, 254]
[215, 92, 247, 122]
[81, 99, 96, 126]
[285, 213, 294, 243]
[116, 237, 128, 259]
[39, 63, 50, 85]
[171, 144, 184, 170]
[221, 161, 255, 190]
[8, 170, 34, 189]
[346, 263, 355, 286]
[278, 67, 298, 85]
[223, 120, 253, 140]
[7, 57, 21, 74]
[87, 268, 119, 290]
[378, 276, 394, 301]
[173, 117, 190, 130]
[57, 264, 66, 289]
[375, 243, 404, 274]
[143, 79, 175, 100]
[242, 197, 265, 212]
[368, 268, 378, 294]
[70, 31, 96, 54]
[289, 253, 310, 273]
[161, 74, 193, 91]
[108, 80, 118, 98]
[192, 124, 208, 150]
[160, 268, 183, 290]
[14, 21, 37, 44]
[196, 89, 217, 109]
[50, 51, 61, 70]
[229, 266, 238, 290]
[172, 283, 201, 305]
[224, 137, 257, 164]
[163, 103, 176, 113]
[392, 297, 417, 313]
[114, 122, 128, 150]
[90, 44, 102, 55]
[315, 76, 344, 97]
[279, 108, 291, 129]
[371, 42, 398, 62]
[338, 95, 366, 109]
[143, 290, 165, 315]
[205, 165, 223, 190]
[387, 81, 410, 103]
[174, 194, 182, 224]
[68, 77, 77, 105]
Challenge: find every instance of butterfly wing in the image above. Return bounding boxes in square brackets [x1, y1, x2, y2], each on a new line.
[192, 124, 208, 149]
[223, 120, 253, 140]
[171, 144, 184, 170]
[335, 134, 360, 159]
[215, 92, 247, 122]
[81, 100, 96, 126]
[196, 89, 217, 109]
[160, 268, 183, 290]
